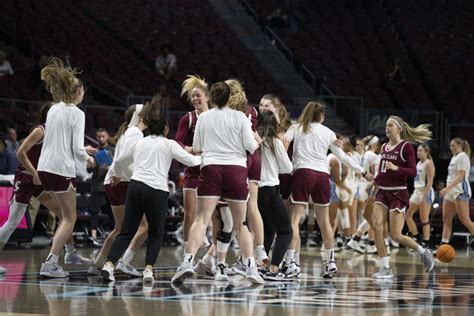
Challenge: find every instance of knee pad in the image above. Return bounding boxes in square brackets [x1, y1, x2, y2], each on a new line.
[217, 230, 232, 244]
[339, 208, 350, 229]
[219, 206, 233, 233]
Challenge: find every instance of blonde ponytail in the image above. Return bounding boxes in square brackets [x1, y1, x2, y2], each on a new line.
[297, 101, 326, 134]
[452, 138, 472, 158]
[388, 115, 432, 144]
[180, 75, 208, 100]
[40, 57, 82, 103]
[225, 79, 247, 113]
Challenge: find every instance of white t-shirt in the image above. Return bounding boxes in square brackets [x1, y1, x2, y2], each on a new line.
[37, 102, 89, 177]
[259, 138, 293, 187]
[284, 122, 364, 175]
[447, 152, 470, 184]
[414, 160, 430, 188]
[362, 150, 378, 173]
[193, 107, 258, 168]
[155, 53, 177, 70]
[0, 61, 14, 77]
[105, 126, 143, 184]
[131, 135, 201, 191]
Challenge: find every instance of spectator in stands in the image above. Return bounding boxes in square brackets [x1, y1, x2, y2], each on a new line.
[5, 127, 19, 153]
[87, 128, 114, 245]
[386, 58, 406, 83]
[155, 45, 177, 80]
[267, 8, 288, 29]
[0, 50, 14, 79]
[0, 139, 16, 175]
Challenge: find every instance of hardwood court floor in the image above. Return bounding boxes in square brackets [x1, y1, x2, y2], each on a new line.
[0, 244, 473, 315]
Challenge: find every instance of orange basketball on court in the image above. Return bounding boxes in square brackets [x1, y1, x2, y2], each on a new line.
[437, 244, 456, 263]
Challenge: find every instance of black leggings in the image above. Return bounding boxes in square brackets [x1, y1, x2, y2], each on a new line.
[108, 180, 169, 266]
[258, 185, 292, 266]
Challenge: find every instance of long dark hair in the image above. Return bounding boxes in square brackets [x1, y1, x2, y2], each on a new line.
[142, 94, 168, 136]
[111, 104, 140, 145]
[257, 111, 278, 155]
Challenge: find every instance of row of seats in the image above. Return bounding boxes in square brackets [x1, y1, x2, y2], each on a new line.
[0, 0, 287, 107]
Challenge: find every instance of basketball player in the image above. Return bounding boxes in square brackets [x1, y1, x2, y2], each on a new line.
[37, 57, 95, 277]
[225, 79, 268, 272]
[256, 111, 293, 280]
[172, 81, 264, 284]
[176, 75, 210, 246]
[406, 144, 435, 248]
[439, 138, 473, 246]
[101, 95, 201, 283]
[284, 101, 373, 279]
[347, 135, 380, 254]
[371, 116, 434, 279]
[88, 104, 149, 277]
[0, 103, 91, 270]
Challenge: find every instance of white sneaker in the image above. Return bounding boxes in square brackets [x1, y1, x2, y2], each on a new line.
[372, 267, 393, 279]
[366, 244, 377, 254]
[40, 262, 69, 278]
[64, 251, 92, 265]
[215, 263, 229, 282]
[143, 268, 154, 283]
[285, 261, 301, 278]
[347, 239, 366, 254]
[87, 265, 100, 276]
[193, 259, 215, 276]
[246, 266, 264, 284]
[231, 257, 246, 276]
[389, 238, 399, 248]
[171, 261, 194, 284]
[421, 249, 435, 272]
[116, 260, 142, 277]
[100, 262, 115, 282]
[323, 261, 338, 279]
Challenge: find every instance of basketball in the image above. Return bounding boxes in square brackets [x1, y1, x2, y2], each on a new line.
[437, 244, 456, 263]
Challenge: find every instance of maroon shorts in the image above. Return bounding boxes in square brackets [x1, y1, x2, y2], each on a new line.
[38, 171, 77, 193]
[105, 182, 129, 206]
[290, 169, 330, 205]
[279, 173, 292, 200]
[11, 171, 45, 205]
[247, 151, 261, 182]
[375, 189, 409, 212]
[184, 166, 200, 190]
[198, 165, 249, 201]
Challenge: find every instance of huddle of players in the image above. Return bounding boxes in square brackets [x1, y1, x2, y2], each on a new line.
[1, 57, 472, 283]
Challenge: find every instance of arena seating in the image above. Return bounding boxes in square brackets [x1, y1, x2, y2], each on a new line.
[246, 0, 433, 110]
[384, 0, 474, 121]
[0, 0, 287, 106]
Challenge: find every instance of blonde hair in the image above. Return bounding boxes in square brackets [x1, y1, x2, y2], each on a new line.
[387, 115, 432, 144]
[261, 94, 291, 134]
[225, 79, 247, 113]
[40, 57, 82, 104]
[180, 75, 208, 100]
[452, 138, 472, 158]
[297, 101, 326, 134]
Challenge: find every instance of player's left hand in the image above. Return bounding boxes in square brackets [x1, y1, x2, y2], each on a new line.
[386, 161, 399, 171]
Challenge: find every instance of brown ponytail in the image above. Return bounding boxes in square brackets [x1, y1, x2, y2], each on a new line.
[297, 101, 326, 134]
[40, 57, 83, 104]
